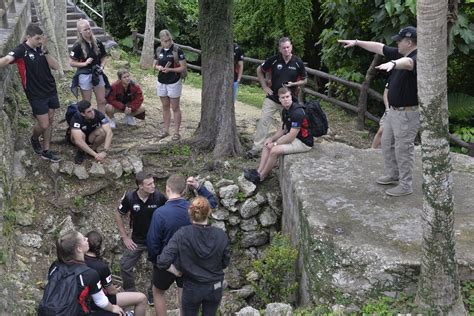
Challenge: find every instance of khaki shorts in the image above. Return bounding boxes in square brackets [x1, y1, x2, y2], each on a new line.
[280, 137, 312, 155]
[78, 73, 105, 90]
[157, 80, 182, 98]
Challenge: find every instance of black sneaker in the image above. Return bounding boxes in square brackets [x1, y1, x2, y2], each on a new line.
[147, 290, 154, 306]
[244, 170, 261, 184]
[30, 137, 42, 154]
[244, 168, 259, 179]
[74, 150, 86, 164]
[41, 150, 61, 162]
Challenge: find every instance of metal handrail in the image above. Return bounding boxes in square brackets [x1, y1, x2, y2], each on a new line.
[74, 0, 105, 32]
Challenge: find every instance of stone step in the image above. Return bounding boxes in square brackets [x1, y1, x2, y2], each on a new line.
[67, 12, 87, 20]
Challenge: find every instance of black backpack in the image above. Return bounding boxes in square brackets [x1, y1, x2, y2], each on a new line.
[65, 103, 79, 126]
[37, 263, 91, 316]
[301, 100, 328, 137]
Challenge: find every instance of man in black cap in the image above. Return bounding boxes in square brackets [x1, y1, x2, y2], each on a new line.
[338, 26, 419, 197]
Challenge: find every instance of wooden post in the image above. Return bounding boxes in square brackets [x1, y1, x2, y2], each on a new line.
[131, 30, 138, 54]
[356, 54, 382, 130]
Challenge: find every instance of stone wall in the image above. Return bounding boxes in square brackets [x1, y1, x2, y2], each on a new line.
[0, 0, 32, 263]
[280, 142, 474, 310]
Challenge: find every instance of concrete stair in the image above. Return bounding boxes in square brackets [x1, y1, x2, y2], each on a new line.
[31, 1, 117, 50]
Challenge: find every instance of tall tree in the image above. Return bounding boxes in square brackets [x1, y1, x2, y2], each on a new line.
[192, 0, 241, 158]
[139, 0, 156, 69]
[415, 1, 467, 314]
[54, 0, 71, 71]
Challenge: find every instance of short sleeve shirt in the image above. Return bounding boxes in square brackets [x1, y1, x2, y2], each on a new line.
[8, 42, 57, 100]
[233, 43, 244, 82]
[261, 54, 307, 103]
[118, 190, 167, 244]
[69, 109, 109, 136]
[70, 41, 107, 71]
[382, 46, 418, 107]
[84, 255, 113, 289]
[282, 103, 313, 147]
[155, 44, 186, 84]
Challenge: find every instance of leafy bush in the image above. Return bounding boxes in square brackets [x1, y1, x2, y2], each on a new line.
[250, 233, 298, 305]
[461, 280, 474, 313]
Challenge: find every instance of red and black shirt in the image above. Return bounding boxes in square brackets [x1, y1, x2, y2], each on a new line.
[8, 42, 57, 100]
[282, 102, 313, 147]
[260, 54, 307, 103]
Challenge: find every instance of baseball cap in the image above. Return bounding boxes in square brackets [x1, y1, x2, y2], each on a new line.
[391, 26, 417, 41]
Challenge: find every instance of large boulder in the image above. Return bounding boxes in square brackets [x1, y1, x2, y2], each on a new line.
[280, 142, 474, 305]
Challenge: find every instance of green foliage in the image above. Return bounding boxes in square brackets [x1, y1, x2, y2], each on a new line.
[461, 280, 474, 313]
[234, 0, 312, 58]
[235, 191, 246, 202]
[250, 233, 298, 305]
[448, 93, 474, 122]
[73, 196, 85, 208]
[361, 296, 397, 315]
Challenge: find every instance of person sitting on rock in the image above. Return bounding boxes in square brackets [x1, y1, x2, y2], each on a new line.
[244, 86, 313, 185]
[68, 100, 113, 164]
[85, 230, 147, 316]
[105, 69, 145, 129]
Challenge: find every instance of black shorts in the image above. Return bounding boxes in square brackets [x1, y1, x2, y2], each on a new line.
[29, 94, 60, 116]
[153, 266, 183, 290]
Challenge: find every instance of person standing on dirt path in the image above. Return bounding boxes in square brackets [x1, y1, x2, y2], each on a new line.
[233, 43, 244, 103]
[114, 171, 167, 307]
[0, 23, 61, 162]
[154, 29, 187, 142]
[106, 69, 146, 129]
[338, 26, 419, 197]
[147, 174, 217, 316]
[246, 37, 307, 159]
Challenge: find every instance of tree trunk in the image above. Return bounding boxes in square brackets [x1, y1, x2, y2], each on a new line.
[54, 0, 71, 71]
[139, 0, 156, 69]
[33, 0, 64, 76]
[192, 0, 241, 158]
[415, 1, 467, 314]
[356, 54, 382, 130]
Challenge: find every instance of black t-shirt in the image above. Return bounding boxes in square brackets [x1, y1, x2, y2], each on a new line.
[261, 54, 307, 103]
[69, 109, 109, 136]
[155, 44, 186, 84]
[84, 255, 115, 310]
[70, 40, 107, 71]
[383, 46, 418, 107]
[233, 43, 244, 82]
[8, 42, 57, 100]
[282, 103, 313, 147]
[48, 260, 103, 315]
[118, 190, 168, 244]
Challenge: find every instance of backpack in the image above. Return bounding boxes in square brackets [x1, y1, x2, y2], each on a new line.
[301, 100, 328, 137]
[65, 103, 79, 126]
[155, 45, 187, 81]
[38, 263, 91, 316]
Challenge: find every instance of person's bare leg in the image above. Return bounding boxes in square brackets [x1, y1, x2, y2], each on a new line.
[94, 85, 107, 114]
[88, 128, 106, 151]
[116, 292, 147, 316]
[81, 89, 93, 102]
[259, 147, 284, 179]
[160, 97, 171, 133]
[105, 104, 120, 119]
[257, 146, 271, 174]
[41, 108, 55, 151]
[170, 97, 181, 135]
[32, 113, 49, 148]
[153, 285, 167, 316]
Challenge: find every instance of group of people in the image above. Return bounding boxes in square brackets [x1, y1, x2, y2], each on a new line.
[41, 171, 229, 315]
[244, 28, 419, 198]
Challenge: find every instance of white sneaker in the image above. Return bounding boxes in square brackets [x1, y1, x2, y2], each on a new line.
[109, 118, 116, 129]
[125, 115, 137, 126]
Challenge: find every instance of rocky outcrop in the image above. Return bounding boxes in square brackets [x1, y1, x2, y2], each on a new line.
[280, 142, 474, 306]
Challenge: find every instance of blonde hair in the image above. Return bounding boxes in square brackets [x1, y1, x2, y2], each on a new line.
[159, 29, 174, 45]
[76, 19, 100, 57]
[188, 196, 211, 223]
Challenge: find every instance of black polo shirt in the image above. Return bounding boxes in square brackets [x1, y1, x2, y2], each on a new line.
[261, 54, 307, 103]
[69, 109, 109, 136]
[8, 42, 57, 100]
[282, 103, 313, 147]
[69, 41, 107, 71]
[233, 43, 244, 82]
[383, 46, 418, 107]
[118, 190, 167, 244]
[155, 44, 186, 84]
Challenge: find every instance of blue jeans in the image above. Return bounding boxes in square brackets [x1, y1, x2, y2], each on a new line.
[233, 81, 239, 103]
[181, 280, 223, 316]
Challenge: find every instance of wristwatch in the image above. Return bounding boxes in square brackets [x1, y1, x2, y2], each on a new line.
[390, 60, 396, 68]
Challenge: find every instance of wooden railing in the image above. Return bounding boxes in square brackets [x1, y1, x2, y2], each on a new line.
[131, 31, 472, 154]
[0, 0, 19, 29]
